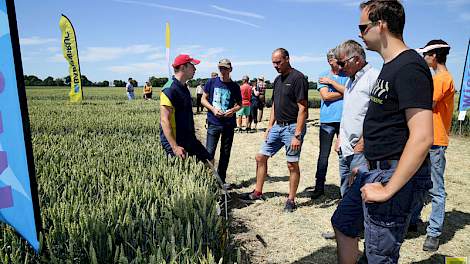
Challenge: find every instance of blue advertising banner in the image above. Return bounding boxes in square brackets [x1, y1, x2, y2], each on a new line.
[0, 0, 41, 252]
[459, 39, 470, 111]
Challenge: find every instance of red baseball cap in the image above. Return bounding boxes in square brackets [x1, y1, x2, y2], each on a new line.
[172, 54, 201, 68]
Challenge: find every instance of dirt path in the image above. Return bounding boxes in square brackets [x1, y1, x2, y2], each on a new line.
[194, 108, 470, 264]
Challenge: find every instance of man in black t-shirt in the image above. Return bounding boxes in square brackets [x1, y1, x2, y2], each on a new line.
[331, 1, 434, 263]
[239, 48, 308, 213]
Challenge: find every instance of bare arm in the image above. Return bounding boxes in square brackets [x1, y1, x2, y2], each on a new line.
[361, 108, 433, 203]
[319, 77, 346, 94]
[319, 87, 343, 101]
[295, 100, 308, 135]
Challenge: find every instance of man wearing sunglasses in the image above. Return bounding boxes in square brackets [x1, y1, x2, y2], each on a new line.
[201, 58, 242, 188]
[326, 40, 378, 241]
[331, 1, 434, 263]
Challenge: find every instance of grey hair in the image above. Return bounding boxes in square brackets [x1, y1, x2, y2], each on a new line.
[327, 48, 336, 60]
[335, 40, 366, 61]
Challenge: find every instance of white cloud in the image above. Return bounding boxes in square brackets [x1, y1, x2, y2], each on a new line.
[80, 44, 161, 62]
[49, 53, 64, 62]
[460, 12, 470, 21]
[47, 46, 61, 52]
[108, 62, 164, 74]
[290, 55, 323, 63]
[20, 36, 57, 46]
[210, 5, 265, 19]
[113, 0, 261, 28]
[279, 0, 360, 6]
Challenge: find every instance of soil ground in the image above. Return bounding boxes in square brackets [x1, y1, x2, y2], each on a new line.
[194, 108, 470, 264]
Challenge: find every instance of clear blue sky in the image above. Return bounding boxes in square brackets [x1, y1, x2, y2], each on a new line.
[15, 0, 470, 88]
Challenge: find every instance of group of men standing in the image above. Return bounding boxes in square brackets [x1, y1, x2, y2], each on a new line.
[157, 0, 456, 262]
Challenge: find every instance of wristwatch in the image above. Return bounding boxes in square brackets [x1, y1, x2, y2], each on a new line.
[294, 134, 301, 140]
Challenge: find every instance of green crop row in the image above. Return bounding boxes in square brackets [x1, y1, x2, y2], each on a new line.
[0, 88, 231, 263]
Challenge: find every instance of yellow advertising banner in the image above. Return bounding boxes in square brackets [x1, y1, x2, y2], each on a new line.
[59, 14, 82, 102]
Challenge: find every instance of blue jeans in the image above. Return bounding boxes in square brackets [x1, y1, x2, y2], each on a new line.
[332, 161, 431, 264]
[338, 152, 367, 197]
[410, 146, 446, 237]
[206, 123, 235, 183]
[127, 91, 135, 100]
[259, 123, 306, 163]
[314, 123, 340, 190]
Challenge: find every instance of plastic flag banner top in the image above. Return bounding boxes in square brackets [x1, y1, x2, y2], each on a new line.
[0, 0, 41, 252]
[459, 39, 470, 111]
[59, 14, 83, 102]
[166, 22, 171, 78]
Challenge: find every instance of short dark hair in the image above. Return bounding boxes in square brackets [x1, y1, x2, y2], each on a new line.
[128, 77, 132, 81]
[273, 48, 289, 59]
[360, 0, 405, 37]
[426, 49, 450, 64]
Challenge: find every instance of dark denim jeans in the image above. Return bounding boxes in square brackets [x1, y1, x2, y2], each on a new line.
[314, 122, 340, 190]
[206, 123, 235, 183]
[332, 161, 431, 264]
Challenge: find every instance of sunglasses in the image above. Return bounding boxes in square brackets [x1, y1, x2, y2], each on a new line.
[358, 21, 376, 34]
[337, 56, 355, 67]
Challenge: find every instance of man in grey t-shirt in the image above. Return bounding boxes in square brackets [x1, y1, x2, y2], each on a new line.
[335, 40, 379, 196]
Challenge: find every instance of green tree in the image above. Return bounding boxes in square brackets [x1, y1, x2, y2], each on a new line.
[24, 75, 43, 86]
[55, 78, 65, 86]
[42, 76, 55, 86]
[148, 76, 169, 87]
[113, 80, 126, 87]
[308, 81, 317, 90]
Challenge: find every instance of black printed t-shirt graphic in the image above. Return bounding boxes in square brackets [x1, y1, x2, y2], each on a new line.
[272, 69, 308, 123]
[364, 49, 433, 161]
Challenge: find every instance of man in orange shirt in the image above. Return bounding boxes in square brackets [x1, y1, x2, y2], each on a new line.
[411, 39, 455, 251]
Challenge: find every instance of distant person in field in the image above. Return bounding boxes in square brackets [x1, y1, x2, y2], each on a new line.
[211, 72, 218, 78]
[196, 81, 204, 113]
[250, 79, 261, 130]
[159, 54, 211, 161]
[201, 58, 242, 187]
[256, 75, 267, 122]
[310, 48, 347, 199]
[126, 77, 135, 100]
[236, 75, 252, 132]
[143, 81, 152, 100]
[240, 48, 308, 213]
[409, 39, 455, 252]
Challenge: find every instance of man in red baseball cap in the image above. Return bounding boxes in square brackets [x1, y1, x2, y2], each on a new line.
[160, 54, 210, 162]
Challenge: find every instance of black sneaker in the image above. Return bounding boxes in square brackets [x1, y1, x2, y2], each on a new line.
[310, 188, 324, 199]
[407, 223, 418, 233]
[423, 235, 440, 251]
[284, 199, 297, 213]
[238, 190, 264, 203]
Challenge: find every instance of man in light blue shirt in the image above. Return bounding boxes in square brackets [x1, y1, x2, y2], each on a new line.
[311, 48, 348, 199]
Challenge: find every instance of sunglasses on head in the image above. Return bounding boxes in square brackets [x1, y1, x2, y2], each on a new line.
[358, 21, 376, 34]
[337, 56, 355, 67]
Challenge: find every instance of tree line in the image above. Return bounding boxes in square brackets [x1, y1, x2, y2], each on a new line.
[24, 75, 317, 90]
